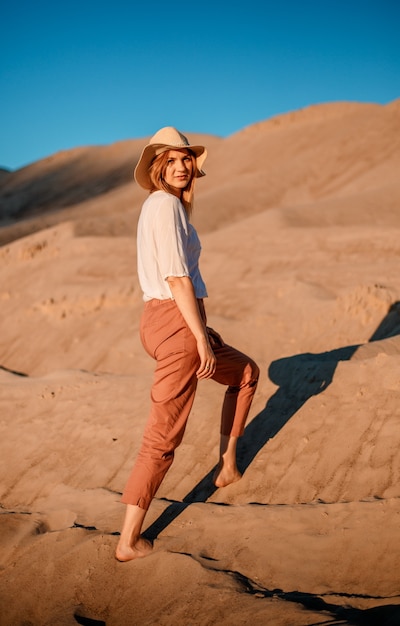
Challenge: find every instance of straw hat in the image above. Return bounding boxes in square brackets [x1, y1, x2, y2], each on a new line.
[134, 127, 207, 189]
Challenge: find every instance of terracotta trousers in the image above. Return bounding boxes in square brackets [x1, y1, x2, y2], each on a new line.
[121, 298, 259, 510]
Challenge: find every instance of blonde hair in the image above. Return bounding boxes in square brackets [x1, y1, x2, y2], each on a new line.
[148, 149, 197, 216]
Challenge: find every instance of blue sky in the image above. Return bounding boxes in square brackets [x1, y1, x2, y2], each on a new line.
[1, 0, 399, 170]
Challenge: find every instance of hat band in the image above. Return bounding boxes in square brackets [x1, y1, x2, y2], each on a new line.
[154, 143, 190, 156]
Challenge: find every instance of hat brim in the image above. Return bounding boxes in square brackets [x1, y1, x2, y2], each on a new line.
[134, 143, 207, 190]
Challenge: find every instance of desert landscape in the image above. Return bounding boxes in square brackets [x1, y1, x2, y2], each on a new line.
[0, 100, 399, 625]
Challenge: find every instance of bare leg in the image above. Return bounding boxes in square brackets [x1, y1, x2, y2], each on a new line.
[115, 504, 153, 562]
[213, 434, 242, 488]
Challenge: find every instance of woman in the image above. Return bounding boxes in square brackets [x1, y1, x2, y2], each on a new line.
[116, 127, 259, 562]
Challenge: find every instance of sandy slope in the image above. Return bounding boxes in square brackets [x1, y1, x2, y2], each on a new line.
[1, 101, 400, 625]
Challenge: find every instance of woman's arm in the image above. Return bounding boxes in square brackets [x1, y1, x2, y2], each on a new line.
[167, 276, 216, 379]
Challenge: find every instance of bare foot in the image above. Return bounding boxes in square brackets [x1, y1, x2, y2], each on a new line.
[213, 464, 242, 488]
[115, 537, 153, 562]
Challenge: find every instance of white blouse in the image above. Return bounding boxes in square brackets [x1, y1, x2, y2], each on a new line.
[137, 191, 208, 302]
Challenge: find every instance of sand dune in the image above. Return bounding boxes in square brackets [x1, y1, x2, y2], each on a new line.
[1, 101, 400, 625]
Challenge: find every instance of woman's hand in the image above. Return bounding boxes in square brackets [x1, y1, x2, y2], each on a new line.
[167, 276, 216, 380]
[196, 336, 216, 380]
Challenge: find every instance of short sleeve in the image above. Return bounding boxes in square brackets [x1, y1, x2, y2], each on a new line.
[152, 195, 190, 280]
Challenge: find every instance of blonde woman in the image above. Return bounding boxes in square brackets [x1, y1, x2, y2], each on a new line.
[116, 127, 259, 561]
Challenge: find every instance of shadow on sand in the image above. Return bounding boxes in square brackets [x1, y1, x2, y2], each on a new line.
[212, 565, 400, 626]
[143, 302, 400, 542]
[237, 580, 400, 626]
[140, 303, 400, 623]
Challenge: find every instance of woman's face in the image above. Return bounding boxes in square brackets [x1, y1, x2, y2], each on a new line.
[163, 149, 194, 191]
